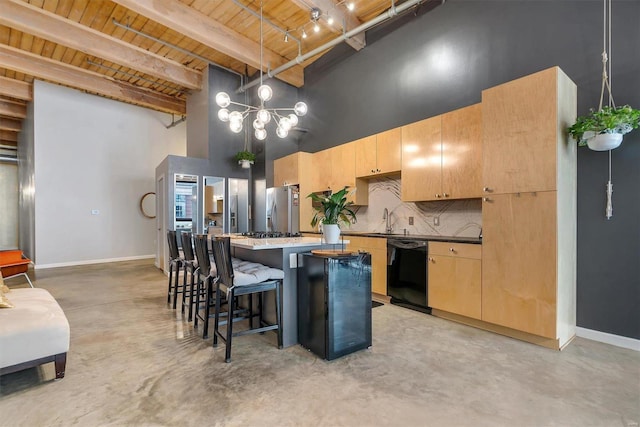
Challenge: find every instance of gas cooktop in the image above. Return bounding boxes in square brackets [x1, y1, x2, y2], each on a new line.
[241, 231, 302, 238]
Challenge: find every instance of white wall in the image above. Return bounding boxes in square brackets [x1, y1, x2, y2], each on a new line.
[33, 80, 186, 267]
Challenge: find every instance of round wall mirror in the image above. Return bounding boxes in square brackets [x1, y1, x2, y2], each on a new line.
[140, 192, 156, 219]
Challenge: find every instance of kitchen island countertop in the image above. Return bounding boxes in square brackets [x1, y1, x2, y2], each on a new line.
[230, 236, 349, 250]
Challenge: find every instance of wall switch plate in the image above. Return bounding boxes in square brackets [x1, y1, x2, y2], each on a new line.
[434, 217, 439, 226]
[409, 216, 414, 225]
[289, 253, 297, 268]
[91, 209, 100, 215]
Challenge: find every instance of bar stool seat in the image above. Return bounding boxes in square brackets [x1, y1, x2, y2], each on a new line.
[210, 237, 283, 363]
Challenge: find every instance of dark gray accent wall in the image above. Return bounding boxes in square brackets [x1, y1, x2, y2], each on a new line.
[300, 0, 640, 339]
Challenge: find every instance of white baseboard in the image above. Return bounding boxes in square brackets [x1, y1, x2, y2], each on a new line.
[35, 255, 155, 270]
[576, 327, 640, 351]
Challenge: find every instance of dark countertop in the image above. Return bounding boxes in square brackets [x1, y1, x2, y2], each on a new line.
[301, 230, 482, 244]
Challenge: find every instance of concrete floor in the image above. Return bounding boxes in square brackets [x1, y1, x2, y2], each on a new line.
[0, 260, 638, 427]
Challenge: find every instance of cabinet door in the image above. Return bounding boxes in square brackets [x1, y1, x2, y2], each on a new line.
[376, 127, 402, 175]
[311, 149, 332, 192]
[441, 104, 482, 199]
[346, 236, 387, 296]
[428, 255, 481, 319]
[401, 116, 442, 201]
[273, 153, 299, 186]
[482, 68, 559, 194]
[481, 191, 557, 338]
[354, 135, 377, 177]
[330, 143, 355, 191]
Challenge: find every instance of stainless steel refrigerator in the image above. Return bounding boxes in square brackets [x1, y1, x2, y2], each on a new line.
[266, 185, 300, 233]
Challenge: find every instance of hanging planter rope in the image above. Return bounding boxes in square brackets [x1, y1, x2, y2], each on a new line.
[567, 0, 640, 220]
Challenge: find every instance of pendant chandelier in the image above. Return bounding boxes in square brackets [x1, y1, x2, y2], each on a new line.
[214, 1, 308, 141]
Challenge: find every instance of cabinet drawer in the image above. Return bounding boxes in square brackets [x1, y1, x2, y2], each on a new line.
[429, 242, 481, 259]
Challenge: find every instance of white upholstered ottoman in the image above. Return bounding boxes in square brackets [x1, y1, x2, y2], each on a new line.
[0, 288, 70, 379]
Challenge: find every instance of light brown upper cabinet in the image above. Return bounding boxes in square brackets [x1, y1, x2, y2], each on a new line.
[401, 105, 482, 202]
[401, 115, 442, 201]
[273, 152, 312, 187]
[441, 104, 482, 199]
[482, 68, 563, 195]
[355, 128, 402, 178]
[310, 143, 368, 205]
[310, 148, 332, 192]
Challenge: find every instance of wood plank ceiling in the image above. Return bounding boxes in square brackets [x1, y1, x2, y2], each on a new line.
[0, 0, 431, 148]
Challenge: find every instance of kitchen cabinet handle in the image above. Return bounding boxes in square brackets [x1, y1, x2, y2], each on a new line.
[449, 247, 456, 253]
[427, 257, 435, 263]
[435, 193, 441, 198]
[483, 187, 493, 193]
[371, 169, 375, 173]
[376, 168, 381, 173]
[483, 197, 492, 202]
[443, 193, 449, 198]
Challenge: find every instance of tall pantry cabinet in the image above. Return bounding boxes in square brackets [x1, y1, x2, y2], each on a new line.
[481, 67, 577, 349]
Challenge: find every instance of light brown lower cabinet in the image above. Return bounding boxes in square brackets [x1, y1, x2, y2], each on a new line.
[345, 236, 387, 296]
[428, 242, 482, 320]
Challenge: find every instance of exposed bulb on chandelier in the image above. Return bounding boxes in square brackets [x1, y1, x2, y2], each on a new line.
[253, 118, 265, 130]
[215, 92, 230, 108]
[229, 120, 243, 133]
[288, 114, 298, 127]
[255, 128, 267, 140]
[294, 102, 308, 116]
[218, 108, 230, 122]
[276, 126, 289, 138]
[279, 117, 292, 131]
[257, 84, 273, 102]
[257, 109, 271, 124]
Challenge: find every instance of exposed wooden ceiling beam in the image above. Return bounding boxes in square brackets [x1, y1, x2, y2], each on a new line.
[111, 0, 305, 88]
[0, 117, 21, 132]
[0, 130, 18, 142]
[0, 76, 32, 101]
[0, 0, 201, 90]
[0, 44, 186, 115]
[0, 140, 18, 148]
[0, 99, 27, 119]
[290, 0, 365, 51]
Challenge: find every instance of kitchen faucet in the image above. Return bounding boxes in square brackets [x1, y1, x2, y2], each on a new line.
[383, 208, 393, 234]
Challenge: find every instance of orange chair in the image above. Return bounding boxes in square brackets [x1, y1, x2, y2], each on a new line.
[0, 250, 34, 287]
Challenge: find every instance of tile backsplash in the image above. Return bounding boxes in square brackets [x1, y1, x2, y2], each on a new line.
[345, 176, 482, 238]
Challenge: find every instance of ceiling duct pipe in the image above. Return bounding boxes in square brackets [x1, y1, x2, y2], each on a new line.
[237, 0, 433, 93]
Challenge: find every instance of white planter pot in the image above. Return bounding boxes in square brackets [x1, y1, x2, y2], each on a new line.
[322, 224, 341, 244]
[238, 159, 254, 169]
[587, 133, 623, 151]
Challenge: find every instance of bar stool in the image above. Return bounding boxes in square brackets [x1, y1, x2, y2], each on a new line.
[180, 231, 199, 321]
[193, 234, 222, 338]
[211, 236, 283, 363]
[166, 230, 184, 309]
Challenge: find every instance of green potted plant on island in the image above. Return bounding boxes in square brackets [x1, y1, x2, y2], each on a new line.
[568, 105, 640, 151]
[307, 186, 357, 244]
[235, 150, 256, 168]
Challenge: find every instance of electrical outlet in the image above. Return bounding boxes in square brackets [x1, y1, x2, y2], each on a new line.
[434, 217, 440, 226]
[408, 216, 414, 225]
[289, 253, 297, 268]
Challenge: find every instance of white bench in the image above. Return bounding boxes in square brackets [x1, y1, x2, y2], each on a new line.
[0, 288, 70, 379]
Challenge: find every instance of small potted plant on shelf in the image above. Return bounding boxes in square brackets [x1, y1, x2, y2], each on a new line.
[568, 105, 640, 151]
[235, 150, 256, 168]
[308, 186, 357, 244]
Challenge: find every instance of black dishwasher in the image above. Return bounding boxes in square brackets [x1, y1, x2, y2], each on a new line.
[387, 239, 430, 313]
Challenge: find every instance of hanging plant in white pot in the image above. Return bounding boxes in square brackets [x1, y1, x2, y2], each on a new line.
[235, 150, 256, 169]
[308, 186, 356, 244]
[568, 105, 640, 151]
